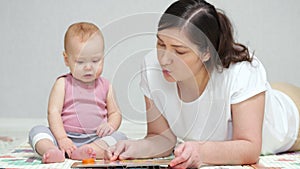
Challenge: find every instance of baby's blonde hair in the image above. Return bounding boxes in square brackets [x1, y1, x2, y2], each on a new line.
[64, 22, 102, 53]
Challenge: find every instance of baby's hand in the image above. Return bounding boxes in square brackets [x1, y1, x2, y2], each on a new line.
[57, 137, 76, 158]
[96, 123, 115, 137]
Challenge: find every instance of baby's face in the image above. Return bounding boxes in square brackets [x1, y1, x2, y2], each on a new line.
[66, 33, 104, 84]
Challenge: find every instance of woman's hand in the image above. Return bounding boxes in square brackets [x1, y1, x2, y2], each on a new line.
[170, 141, 203, 169]
[57, 137, 76, 157]
[96, 123, 115, 137]
[104, 140, 140, 161]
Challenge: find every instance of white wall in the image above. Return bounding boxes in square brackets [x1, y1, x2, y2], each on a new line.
[210, 0, 300, 86]
[1, 0, 299, 120]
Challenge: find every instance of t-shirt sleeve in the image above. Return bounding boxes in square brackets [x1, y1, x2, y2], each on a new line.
[139, 56, 152, 99]
[230, 58, 268, 104]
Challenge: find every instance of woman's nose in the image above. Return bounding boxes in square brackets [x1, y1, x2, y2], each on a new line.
[159, 50, 173, 66]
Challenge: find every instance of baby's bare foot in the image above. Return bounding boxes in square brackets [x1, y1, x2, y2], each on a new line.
[70, 146, 96, 160]
[42, 148, 65, 163]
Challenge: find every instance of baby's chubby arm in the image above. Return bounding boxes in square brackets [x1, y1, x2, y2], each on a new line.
[48, 77, 76, 156]
[96, 85, 122, 137]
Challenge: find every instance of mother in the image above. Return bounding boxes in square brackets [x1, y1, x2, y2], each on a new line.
[106, 0, 300, 168]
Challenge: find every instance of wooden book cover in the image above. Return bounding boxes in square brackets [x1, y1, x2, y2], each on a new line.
[71, 159, 172, 168]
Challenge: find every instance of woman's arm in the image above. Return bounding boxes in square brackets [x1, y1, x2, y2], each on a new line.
[170, 92, 265, 168]
[143, 96, 177, 157]
[106, 96, 177, 160]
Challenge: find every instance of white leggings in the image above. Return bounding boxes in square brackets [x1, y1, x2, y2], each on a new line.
[28, 125, 127, 153]
[271, 82, 300, 151]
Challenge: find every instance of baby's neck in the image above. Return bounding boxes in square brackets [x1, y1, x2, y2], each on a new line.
[72, 76, 97, 89]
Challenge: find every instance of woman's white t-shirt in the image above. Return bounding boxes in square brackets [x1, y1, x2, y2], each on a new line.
[140, 50, 299, 154]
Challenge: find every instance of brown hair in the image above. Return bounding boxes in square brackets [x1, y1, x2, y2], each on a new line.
[64, 22, 101, 53]
[158, 0, 252, 70]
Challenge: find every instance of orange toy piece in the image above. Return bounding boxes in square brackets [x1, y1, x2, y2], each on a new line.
[82, 158, 95, 164]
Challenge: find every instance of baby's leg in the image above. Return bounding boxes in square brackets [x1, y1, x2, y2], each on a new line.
[88, 139, 109, 159]
[70, 144, 96, 160]
[70, 131, 127, 160]
[90, 131, 128, 159]
[35, 139, 65, 163]
[29, 125, 65, 163]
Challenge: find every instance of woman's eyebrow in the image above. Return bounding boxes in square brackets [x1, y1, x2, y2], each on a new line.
[171, 44, 188, 49]
[156, 34, 163, 41]
[157, 34, 188, 49]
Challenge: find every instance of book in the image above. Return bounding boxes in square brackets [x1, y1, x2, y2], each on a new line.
[71, 159, 172, 168]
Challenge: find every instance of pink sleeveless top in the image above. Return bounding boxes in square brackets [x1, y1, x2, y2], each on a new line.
[61, 73, 110, 134]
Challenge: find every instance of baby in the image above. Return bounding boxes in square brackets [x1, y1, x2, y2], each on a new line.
[29, 22, 127, 163]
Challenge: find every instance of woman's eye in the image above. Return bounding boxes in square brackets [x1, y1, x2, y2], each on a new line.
[176, 50, 186, 55]
[157, 42, 165, 47]
[76, 61, 84, 64]
[93, 60, 100, 63]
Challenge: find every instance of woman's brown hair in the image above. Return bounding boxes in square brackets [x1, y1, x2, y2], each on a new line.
[158, 0, 252, 70]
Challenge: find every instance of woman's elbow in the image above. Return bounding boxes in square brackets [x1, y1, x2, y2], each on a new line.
[241, 145, 261, 164]
[242, 153, 260, 164]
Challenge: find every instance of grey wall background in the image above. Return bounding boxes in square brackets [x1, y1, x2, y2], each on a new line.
[0, 0, 299, 121]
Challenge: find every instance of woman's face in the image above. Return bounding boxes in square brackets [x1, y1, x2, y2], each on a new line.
[156, 28, 209, 83]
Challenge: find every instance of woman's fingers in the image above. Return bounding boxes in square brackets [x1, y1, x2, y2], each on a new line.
[173, 143, 184, 156]
[170, 143, 190, 168]
[105, 141, 136, 161]
[105, 141, 128, 161]
[112, 142, 127, 160]
[104, 145, 115, 160]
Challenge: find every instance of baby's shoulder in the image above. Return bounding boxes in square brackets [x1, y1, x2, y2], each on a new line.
[53, 75, 67, 89]
[56, 76, 66, 83]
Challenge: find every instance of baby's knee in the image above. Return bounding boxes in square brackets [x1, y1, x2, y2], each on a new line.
[28, 125, 55, 150]
[29, 125, 48, 142]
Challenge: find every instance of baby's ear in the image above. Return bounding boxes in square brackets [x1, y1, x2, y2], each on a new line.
[63, 51, 69, 66]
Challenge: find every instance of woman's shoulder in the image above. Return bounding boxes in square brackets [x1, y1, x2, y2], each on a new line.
[140, 50, 174, 93]
[143, 50, 159, 66]
[226, 56, 266, 76]
[213, 56, 267, 91]
[141, 50, 163, 80]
